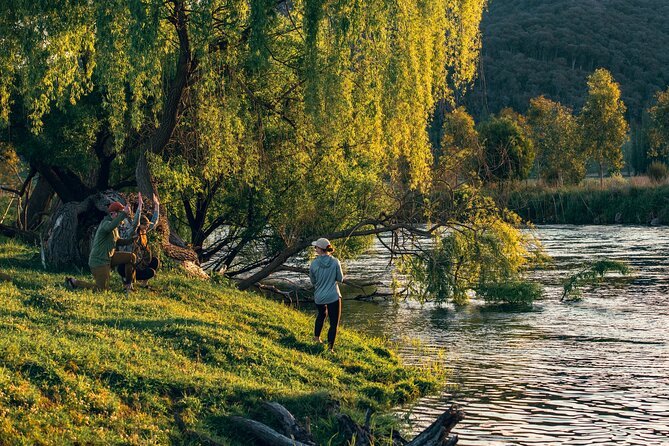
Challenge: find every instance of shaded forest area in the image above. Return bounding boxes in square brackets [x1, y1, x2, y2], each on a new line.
[463, 0, 669, 171]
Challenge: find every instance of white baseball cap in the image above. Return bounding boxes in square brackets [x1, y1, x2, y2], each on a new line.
[311, 238, 331, 249]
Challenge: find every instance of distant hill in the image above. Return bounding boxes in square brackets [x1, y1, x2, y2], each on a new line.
[463, 0, 669, 124]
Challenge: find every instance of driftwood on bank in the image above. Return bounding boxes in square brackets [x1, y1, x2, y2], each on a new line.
[254, 266, 383, 303]
[228, 402, 463, 446]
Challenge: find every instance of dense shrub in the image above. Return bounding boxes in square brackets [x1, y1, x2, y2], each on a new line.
[647, 161, 669, 183]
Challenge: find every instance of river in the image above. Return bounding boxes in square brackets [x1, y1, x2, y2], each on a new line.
[341, 225, 669, 445]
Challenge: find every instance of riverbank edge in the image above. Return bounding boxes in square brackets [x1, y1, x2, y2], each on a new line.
[0, 236, 444, 445]
[502, 183, 669, 225]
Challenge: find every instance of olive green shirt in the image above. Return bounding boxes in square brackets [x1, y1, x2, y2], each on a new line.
[88, 212, 127, 268]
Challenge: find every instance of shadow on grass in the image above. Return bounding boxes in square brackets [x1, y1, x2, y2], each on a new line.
[0, 254, 47, 272]
[276, 333, 326, 355]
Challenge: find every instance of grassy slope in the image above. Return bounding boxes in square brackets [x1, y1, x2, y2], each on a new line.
[0, 237, 441, 445]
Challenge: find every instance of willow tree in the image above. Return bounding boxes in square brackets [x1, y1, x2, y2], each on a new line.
[579, 68, 629, 186]
[1, 0, 489, 283]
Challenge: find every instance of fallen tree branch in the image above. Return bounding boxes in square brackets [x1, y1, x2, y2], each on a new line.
[0, 223, 39, 244]
[263, 402, 314, 444]
[229, 416, 316, 446]
[228, 402, 463, 446]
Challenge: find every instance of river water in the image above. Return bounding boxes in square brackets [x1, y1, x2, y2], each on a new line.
[341, 225, 669, 445]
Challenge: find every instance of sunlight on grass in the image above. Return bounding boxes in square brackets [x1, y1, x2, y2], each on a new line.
[0, 236, 445, 445]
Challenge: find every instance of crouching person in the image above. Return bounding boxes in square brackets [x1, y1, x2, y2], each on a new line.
[65, 201, 136, 292]
[117, 193, 160, 288]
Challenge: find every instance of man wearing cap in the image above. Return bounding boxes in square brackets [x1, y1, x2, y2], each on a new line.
[309, 237, 344, 352]
[65, 201, 136, 292]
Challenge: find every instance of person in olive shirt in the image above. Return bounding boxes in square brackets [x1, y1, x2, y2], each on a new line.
[309, 237, 344, 353]
[65, 201, 137, 291]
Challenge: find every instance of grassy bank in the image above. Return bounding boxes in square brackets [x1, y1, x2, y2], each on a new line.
[502, 177, 669, 225]
[0, 236, 442, 445]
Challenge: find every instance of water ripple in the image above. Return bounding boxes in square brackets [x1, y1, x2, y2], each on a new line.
[345, 226, 669, 445]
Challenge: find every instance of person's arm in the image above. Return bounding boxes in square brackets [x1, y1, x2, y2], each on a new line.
[98, 211, 127, 233]
[131, 193, 143, 231]
[336, 259, 344, 283]
[309, 263, 316, 286]
[116, 237, 135, 246]
[148, 194, 160, 232]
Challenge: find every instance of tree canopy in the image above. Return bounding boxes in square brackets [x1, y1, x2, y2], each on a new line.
[578, 68, 629, 183]
[2, 0, 529, 295]
[526, 95, 584, 185]
[647, 86, 669, 159]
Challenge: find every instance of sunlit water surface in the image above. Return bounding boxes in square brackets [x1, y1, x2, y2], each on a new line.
[340, 225, 669, 445]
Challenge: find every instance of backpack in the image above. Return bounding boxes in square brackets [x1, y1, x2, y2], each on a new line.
[133, 230, 152, 270]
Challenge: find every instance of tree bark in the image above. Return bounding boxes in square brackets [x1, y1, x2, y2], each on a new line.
[133, 0, 201, 268]
[228, 402, 463, 446]
[44, 191, 125, 269]
[21, 174, 55, 230]
[229, 417, 315, 446]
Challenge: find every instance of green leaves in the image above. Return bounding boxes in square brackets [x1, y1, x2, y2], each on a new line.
[561, 259, 630, 301]
[399, 212, 543, 306]
[579, 69, 629, 180]
[647, 86, 669, 159]
[478, 115, 535, 183]
[527, 95, 585, 186]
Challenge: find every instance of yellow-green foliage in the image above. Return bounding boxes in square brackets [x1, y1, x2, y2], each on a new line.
[398, 209, 543, 305]
[0, 237, 442, 445]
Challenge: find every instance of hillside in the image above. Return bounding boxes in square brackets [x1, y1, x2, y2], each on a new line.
[0, 237, 441, 445]
[464, 0, 669, 123]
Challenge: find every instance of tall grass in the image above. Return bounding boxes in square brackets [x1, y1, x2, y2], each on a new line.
[0, 236, 444, 445]
[502, 177, 669, 224]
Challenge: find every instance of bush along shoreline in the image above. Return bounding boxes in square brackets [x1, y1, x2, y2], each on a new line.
[0, 236, 445, 445]
[503, 181, 669, 225]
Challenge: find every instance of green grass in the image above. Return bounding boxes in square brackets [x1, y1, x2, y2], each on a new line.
[0, 236, 443, 445]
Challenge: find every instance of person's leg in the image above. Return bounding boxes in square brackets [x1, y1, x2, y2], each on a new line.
[326, 298, 342, 351]
[111, 252, 136, 286]
[94, 265, 111, 290]
[73, 265, 110, 290]
[116, 263, 126, 282]
[314, 303, 327, 343]
[137, 257, 159, 286]
[148, 256, 159, 271]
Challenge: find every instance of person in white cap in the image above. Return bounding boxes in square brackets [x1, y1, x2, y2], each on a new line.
[309, 237, 344, 352]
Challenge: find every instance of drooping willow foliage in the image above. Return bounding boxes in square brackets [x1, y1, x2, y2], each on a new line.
[561, 259, 630, 301]
[2, 0, 507, 291]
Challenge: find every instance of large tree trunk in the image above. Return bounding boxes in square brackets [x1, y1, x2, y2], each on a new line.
[21, 174, 55, 230]
[44, 191, 125, 270]
[132, 0, 202, 271]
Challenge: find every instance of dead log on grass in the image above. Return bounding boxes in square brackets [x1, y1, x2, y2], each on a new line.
[229, 402, 463, 446]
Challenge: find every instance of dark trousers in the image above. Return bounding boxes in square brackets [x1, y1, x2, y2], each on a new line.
[314, 298, 342, 349]
[118, 256, 159, 281]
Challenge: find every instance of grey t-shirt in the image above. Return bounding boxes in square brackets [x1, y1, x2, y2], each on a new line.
[309, 255, 344, 305]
